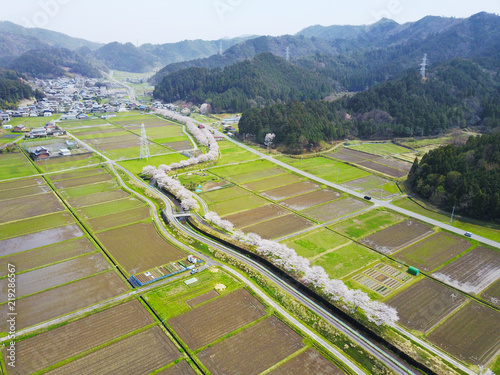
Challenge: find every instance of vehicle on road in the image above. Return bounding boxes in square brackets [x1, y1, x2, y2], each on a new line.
[464, 232, 472, 237]
[363, 196, 372, 200]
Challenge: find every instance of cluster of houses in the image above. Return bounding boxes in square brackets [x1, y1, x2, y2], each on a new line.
[4, 121, 67, 139]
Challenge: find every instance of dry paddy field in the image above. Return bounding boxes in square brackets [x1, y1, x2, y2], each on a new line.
[387, 278, 467, 332]
[53, 172, 113, 189]
[197, 315, 304, 375]
[0, 237, 96, 277]
[280, 189, 342, 210]
[4, 300, 154, 375]
[342, 175, 387, 192]
[269, 349, 344, 375]
[0, 184, 50, 200]
[86, 206, 151, 231]
[0, 253, 110, 302]
[300, 197, 370, 223]
[210, 194, 268, 216]
[0, 271, 128, 332]
[242, 173, 303, 192]
[481, 279, 500, 308]
[156, 361, 196, 375]
[242, 214, 314, 240]
[230, 168, 288, 185]
[432, 247, 500, 294]
[0, 224, 84, 256]
[222, 204, 289, 228]
[395, 232, 471, 272]
[49, 167, 107, 181]
[427, 301, 500, 365]
[66, 189, 130, 207]
[360, 220, 433, 254]
[0, 177, 45, 191]
[46, 326, 180, 375]
[260, 181, 320, 201]
[0, 192, 65, 224]
[168, 288, 266, 350]
[96, 222, 186, 275]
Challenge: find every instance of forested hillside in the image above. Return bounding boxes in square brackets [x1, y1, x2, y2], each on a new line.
[0, 69, 43, 108]
[153, 53, 336, 112]
[9, 48, 103, 78]
[238, 59, 500, 148]
[407, 133, 500, 220]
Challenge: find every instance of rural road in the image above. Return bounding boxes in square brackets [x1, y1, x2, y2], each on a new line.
[217, 130, 500, 250]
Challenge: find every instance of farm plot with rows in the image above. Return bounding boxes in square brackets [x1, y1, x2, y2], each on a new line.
[347, 143, 410, 157]
[242, 213, 314, 240]
[280, 189, 342, 210]
[277, 156, 370, 184]
[230, 167, 288, 184]
[197, 315, 304, 375]
[86, 206, 151, 231]
[45, 326, 181, 375]
[222, 204, 289, 228]
[0, 192, 65, 224]
[53, 172, 114, 189]
[76, 196, 145, 219]
[0, 176, 45, 191]
[269, 348, 344, 375]
[185, 290, 219, 308]
[50, 167, 108, 181]
[360, 220, 433, 254]
[387, 278, 467, 332]
[358, 160, 408, 178]
[300, 197, 370, 223]
[394, 232, 471, 272]
[427, 301, 500, 365]
[481, 280, 500, 307]
[168, 288, 267, 349]
[0, 224, 84, 256]
[66, 189, 130, 207]
[199, 185, 248, 203]
[260, 181, 320, 201]
[350, 263, 413, 297]
[96, 222, 186, 275]
[314, 242, 382, 279]
[210, 194, 268, 216]
[3, 300, 154, 375]
[0, 237, 96, 277]
[0, 271, 128, 332]
[0, 211, 75, 242]
[242, 173, 303, 192]
[0, 184, 50, 200]
[0, 253, 110, 302]
[432, 246, 500, 294]
[282, 228, 350, 259]
[332, 209, 403, 239]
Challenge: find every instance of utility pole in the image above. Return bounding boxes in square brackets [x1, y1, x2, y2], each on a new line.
[139, 123, 151, 160]
[450, 205, 456, 224]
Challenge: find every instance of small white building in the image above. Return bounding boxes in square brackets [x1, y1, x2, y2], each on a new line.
[59, 148, 71, 156]
[2, 125, 12, 130]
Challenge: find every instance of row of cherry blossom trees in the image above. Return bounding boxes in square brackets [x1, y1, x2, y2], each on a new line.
[143, 110, 399, 326]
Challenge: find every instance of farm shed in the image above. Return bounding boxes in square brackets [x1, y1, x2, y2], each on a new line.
[408, 266, 420, 276]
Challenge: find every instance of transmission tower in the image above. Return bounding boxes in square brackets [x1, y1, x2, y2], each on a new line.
[219, 42, 223, 56]
[285, 47, 290, 61]
[139, 123, 151, 160]
[420, 54, 428, 79]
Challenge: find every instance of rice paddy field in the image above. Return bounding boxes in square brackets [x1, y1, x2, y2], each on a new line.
[145, 267, 342, 375]
[0, 150, 39, 180]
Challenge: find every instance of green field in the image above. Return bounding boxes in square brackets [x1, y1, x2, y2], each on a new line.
[103, 144, 172, 160]
[282, 228, 350, 259]
[200, 185, 249, 203]
[392, 198, 500, 242]
[313, 243, 382, 279]
[144, 268, 242, 320]
[277, 156, 370, 184]
[76, 197, 145, 219]
[347, 143, 410, 156]
[36, 155, 104, 173]
[0, 151, 38, 180]
[118, 153, 188, 175]
[210, 159, 277, 178]
[59, 180, 118, 199]
[332, 209, 404, 239]
[210, 194, 268, 216]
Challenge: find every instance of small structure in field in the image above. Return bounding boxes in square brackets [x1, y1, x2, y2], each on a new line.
[408, 266, 420, 276]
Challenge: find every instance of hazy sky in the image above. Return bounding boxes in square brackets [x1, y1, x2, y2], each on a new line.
[2, 0, 499, 45]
